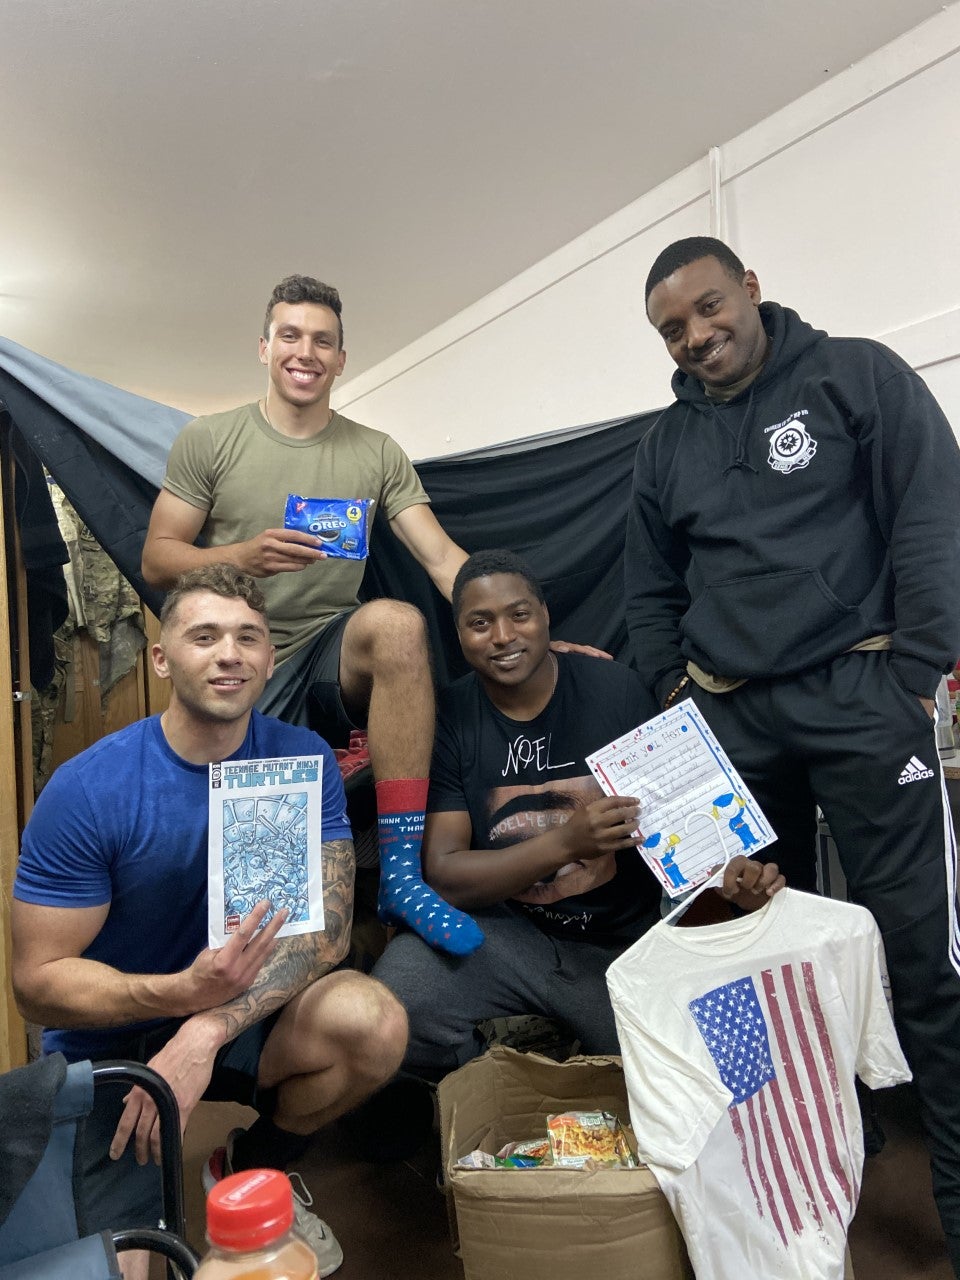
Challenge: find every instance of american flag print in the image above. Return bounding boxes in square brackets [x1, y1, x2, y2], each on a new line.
[688, 964, 855, 1250]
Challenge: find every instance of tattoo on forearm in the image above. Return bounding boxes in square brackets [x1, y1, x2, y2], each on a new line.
[207, 837, 355, 1043]
[319, 836, 355, 956]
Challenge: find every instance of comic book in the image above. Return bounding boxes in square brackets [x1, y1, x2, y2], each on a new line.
[207, 755, 325, 947]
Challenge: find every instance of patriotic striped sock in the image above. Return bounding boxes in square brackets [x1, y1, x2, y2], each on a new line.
[375, 778, 484, 956]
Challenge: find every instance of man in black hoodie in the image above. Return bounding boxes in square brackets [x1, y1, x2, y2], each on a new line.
[626, 236, 960, 1270]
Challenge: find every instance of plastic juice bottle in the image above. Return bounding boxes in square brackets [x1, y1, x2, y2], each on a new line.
[195, 1168, 318, 1280]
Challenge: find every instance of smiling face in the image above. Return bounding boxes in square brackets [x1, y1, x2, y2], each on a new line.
[258, 301, 347, 410]
[647, 255, 768, 392]
[456, 572, 552, 691]
[153, 589, 275, 727]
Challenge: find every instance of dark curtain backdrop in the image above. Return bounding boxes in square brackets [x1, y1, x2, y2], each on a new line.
[0, 371, 166, 616]
[2, 364, 660, 686]
[360, 411, 660, 685]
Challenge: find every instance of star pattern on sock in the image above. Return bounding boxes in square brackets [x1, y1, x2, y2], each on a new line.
[377, 808, 484, 956]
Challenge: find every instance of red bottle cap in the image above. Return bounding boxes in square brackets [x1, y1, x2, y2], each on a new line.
[206, 1169, 295, 1250]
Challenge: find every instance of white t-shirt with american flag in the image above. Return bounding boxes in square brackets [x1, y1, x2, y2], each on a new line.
[607, 889, 910, 1280]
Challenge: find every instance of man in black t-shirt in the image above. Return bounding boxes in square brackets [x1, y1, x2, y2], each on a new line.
[372, 549, 783, 1080]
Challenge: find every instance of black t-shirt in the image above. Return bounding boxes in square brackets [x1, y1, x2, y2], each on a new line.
[429, 653, 662, 943]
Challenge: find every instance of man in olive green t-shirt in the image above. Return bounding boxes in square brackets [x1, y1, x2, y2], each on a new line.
[142, 274, 485, 958]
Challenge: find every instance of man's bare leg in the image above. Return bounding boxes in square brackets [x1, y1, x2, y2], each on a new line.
[339, 601, 484, 955]
[339, 600, 433, 780]
[224, 972, 406, 1177]
[258, 971, 408, 1130]
[118, 1251, 150, 1280]
[214, 975, 404, 1278]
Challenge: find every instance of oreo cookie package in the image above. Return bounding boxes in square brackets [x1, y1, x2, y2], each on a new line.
[284, 496, 371, 560]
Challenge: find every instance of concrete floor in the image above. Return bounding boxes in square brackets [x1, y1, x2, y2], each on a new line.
[175, 865, 956, 1276]
[178, 1079, 953, 1279]
[182, 1100, 458, 1279]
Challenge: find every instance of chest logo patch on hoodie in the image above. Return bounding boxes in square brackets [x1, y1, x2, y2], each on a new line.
[764, 410, 817, 475]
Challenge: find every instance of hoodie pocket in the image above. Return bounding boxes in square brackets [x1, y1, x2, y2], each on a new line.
[682, 568, 861, 677]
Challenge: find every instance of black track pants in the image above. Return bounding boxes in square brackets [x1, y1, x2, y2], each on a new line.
[691, 650, 960, 1257]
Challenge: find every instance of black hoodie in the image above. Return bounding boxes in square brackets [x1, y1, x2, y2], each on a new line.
[625, 302, 960, 705]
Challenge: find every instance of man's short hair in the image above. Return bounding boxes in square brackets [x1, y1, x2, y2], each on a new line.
[263, 275, 344, 347]
[644, 237, 746, 306]
[452, 549, 545, 621]
[160, 564, 268, 631]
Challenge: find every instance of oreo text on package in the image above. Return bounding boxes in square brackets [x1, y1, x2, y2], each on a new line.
[284, 496, 371, 560]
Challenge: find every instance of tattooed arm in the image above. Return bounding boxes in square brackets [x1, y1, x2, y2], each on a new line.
[105, 838, 355, 1165]
[175, 836, 355, 1043]
[12, 839, 356, 1030]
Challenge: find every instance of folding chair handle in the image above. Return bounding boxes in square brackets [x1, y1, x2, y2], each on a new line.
[112, 1227, 200, 1278]
[92, 1062, 187, 1240]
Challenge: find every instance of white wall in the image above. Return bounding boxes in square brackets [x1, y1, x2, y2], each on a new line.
[332, 3, 960, 459]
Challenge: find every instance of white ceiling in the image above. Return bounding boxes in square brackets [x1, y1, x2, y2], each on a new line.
[0, 0, 946, 416]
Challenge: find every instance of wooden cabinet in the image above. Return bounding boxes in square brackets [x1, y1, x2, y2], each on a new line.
[45, 609, 169, 780]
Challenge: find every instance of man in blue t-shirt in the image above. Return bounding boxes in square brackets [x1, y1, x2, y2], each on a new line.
[12, 565, 408, 1278]
[373, 549, 783, 1081]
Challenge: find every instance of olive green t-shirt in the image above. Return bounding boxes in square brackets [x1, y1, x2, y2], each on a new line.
[162, 402, 430, 662]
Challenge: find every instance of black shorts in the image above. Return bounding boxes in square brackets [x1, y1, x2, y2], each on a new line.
[75, 1013, 279, 1234]
[256, 608, 361, 748]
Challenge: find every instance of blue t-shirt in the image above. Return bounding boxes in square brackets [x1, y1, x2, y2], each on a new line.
[15, 709, 351, 1059]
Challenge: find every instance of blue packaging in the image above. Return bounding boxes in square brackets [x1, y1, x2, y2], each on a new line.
[283, 496, 370, 560]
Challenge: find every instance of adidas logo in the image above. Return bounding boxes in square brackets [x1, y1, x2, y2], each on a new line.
[898, 755, 935, 785]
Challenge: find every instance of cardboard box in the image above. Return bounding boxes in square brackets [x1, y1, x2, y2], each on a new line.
[438, 1046, 693, 1280]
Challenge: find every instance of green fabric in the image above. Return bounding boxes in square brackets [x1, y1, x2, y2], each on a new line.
[163, 403, 429, 662]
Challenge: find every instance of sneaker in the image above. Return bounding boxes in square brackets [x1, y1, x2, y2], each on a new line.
[200, 1128, 239, 1193]
[202, 1128, 344, 1276]
[287, 1172, 344, 1276]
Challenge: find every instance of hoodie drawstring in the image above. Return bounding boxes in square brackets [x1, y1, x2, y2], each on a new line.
[718, 383, 759, 475]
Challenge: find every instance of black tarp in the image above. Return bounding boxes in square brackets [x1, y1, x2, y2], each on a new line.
[0, 371, 166, 616]
[1, 344, 660, 681]
[361, 413, 660, 683]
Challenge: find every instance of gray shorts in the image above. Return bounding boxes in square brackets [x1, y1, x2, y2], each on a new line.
[372, 904, 655, 1080]
[75, 1014, 278, 1234]
[256, 609, 360, 748]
